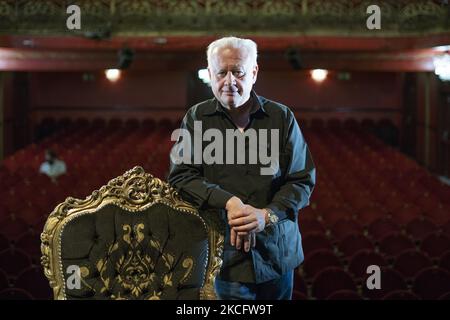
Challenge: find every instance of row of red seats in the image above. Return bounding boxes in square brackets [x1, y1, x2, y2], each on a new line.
[293, 266, 450, 300]
[301, 231, 450, 260]
[0, 266, 51, 300]
[300, 214, 450, 242]
[0, 119, 449, 299]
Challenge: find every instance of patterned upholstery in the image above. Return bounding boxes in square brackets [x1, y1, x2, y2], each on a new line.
[40, 167, 224, 300]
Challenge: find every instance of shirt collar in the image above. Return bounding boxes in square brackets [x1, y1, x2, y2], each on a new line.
[203, 90, 268, 116]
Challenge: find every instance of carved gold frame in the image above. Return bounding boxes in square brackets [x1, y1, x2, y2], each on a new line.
[40, 166, 224, 300]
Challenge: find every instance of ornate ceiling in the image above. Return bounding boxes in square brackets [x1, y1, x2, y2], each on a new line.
[0, 0, 447, 36]
[0, 1, 448, 72]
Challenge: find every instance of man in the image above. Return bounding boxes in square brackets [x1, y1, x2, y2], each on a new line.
[39, 149, 67, 182]
[168, 36, 315, 300]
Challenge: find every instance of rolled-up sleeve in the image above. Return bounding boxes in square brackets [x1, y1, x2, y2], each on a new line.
[266, 112, 316, 222]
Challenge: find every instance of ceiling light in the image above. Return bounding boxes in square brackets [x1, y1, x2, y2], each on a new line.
[311, 69, 328, 82]
[105, 69, 121, 82]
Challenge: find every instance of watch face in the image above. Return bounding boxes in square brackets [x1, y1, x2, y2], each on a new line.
[269, 213, 278, 224]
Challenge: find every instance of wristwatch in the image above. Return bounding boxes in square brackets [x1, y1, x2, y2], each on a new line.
[264, 208, 279, 226]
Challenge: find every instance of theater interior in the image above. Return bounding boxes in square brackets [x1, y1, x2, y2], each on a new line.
[0, 0, 449, 300]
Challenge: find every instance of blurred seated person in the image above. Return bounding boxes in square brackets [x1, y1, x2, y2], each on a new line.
[39, 149, 67, 182]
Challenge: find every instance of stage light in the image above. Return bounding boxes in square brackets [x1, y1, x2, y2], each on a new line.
[105, 69, 121, 82]
[198, 68, 210, 85]
[433, 52, 450, 81]
[311, 69, 328, 82]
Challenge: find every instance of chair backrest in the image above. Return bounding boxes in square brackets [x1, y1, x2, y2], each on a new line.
[40, 166, 224, 300]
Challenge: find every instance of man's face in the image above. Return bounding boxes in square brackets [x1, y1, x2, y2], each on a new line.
[208, 47, 258, 109]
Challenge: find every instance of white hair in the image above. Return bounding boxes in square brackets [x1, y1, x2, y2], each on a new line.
[207, 36, 258, 68]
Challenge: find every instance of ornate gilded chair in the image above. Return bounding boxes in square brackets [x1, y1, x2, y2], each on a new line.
[40, 166, 223, 300]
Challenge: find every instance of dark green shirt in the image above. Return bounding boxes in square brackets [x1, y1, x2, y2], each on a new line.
[168, 91, 316, 283]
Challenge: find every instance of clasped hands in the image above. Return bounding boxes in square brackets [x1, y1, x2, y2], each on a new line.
[225, 196, 267, 252]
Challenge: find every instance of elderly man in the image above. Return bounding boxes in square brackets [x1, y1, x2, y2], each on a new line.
[168, 36, 315, 300]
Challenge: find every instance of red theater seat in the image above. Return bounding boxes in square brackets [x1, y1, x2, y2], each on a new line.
[440, 251, 450, 272]
[292, 290, 308, 300]
[310, 118, 325, 129]
[406, 218, 437, 241]
[0, 288, 33, 300]
[15, 232, 41, 258]
[393, 249, 433, 279]
[442, 221, 450, 236]
[0, 234, 9, 252]
[420, 233, 450, 258]
[391, 205, 422, 225]
[363, 267, 407, 300]
[92, 118, 106, 128]
[382, 195, 406, 212]
[15, 266, 52, 300]
[302, 249, 341, 278]
[338, 234, 375, 258]
[379, 233, 415, 257]
[343, 118, 359, 130]
[348, 250, 388, 279]
[327, 118, 341, 129]
[320, 208, 353, 227]
[355, 207, 384, 226]
[0, 248, 32, 276]
[0, 217, 30, 240]
[424, 207, 449, 226]
[302, 233, 334, 258]
[331, 219, 363, 241]
[312, 267, 357, 300]
[413, 267, 450, 300]
[326, 290, 362, 300]
[294, 272, 308, 295]
[382, 290, 420, 300]
[368, 218, 401, 241]
[33, 215, 48, 232]
[298, 217, 326, 236]
[415, 194, 440, 213]
[18, 206, 43, 226]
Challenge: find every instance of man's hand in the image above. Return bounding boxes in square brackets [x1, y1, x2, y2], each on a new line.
[225, 197, 259, 252]
[225, 197, 267, 252]
[228, 205, 266, 234]
[225, 196, 246, 249]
